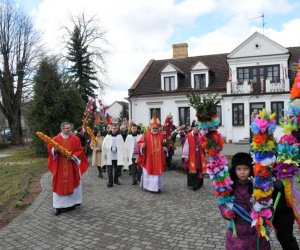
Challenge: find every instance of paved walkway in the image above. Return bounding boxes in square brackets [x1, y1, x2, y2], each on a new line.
[0, 144, 298, 249]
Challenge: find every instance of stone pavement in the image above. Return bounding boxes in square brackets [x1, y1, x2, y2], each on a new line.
[173, 143, 251, 163]
[0, 144, 299, 249]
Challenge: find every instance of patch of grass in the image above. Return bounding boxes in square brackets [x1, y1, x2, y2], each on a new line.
[15, 175, 33, 208]
[0, 146, 47, 207]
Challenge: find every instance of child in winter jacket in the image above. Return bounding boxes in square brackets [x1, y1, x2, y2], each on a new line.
[219, 152, 271, 250]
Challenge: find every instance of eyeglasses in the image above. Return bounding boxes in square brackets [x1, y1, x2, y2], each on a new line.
[152, 127, 159, 130]
[63, 127, 72, 130]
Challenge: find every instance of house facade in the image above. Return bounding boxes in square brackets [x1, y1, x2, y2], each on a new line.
[128, 32, 300, 143]
[106, 101, 128, 121]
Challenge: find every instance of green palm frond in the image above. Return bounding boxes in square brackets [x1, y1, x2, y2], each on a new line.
[187, 93, 221, 121]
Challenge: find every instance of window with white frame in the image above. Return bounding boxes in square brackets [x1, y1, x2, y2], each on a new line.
[194, 74, 206, 89]
[191, 61, 209, 89]
[271, 101, 284, 124]
[232, 103, 244, 126]
[267, 65, 279, 83]
[150, 108, 161, 121]
[237, 68, 249, 84]
[164, 76, 175, 91]
[178, 107, 190, 125]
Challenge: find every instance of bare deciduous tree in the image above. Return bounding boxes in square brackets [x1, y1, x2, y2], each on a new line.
[0, 1, 43, 144]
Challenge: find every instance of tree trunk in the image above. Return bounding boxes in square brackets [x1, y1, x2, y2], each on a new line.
[7, 107, 23, 145]
[0, 2, 42, 146]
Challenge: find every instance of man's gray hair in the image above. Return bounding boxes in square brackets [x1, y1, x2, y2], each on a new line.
[60, 122, 71, 129]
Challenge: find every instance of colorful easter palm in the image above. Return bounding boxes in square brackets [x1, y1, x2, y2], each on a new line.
[187, 93, 240, 233]
[274, 61, 300, 230]
[250, 109, 277, 240]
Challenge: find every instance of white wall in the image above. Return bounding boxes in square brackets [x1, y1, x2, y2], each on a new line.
[130, 95, 186, 125]
[129, 94, 227, 135]
[107, 102, 123, 119]
[222, 94, 289, 143]
[129, 93, 289, 143]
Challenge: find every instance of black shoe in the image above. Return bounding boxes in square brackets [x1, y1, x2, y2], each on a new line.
[192, 185, 202, 191]
[132, 181, 137, 185]
[150, 190, 161, 194]
[107, 183, 113, 187]
[114, 181, 122, 185]
[63, 206, 75, 212]
[55, 208, 62, 216]
[97, 166, 103, 178]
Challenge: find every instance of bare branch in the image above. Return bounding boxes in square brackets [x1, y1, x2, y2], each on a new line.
[0, 0, 43, 144]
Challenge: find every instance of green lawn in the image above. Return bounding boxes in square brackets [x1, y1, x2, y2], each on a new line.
[0, 147, 47, 207]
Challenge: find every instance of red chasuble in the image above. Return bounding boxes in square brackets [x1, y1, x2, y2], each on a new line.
[48, 134, 89, 195]
[186, 132, 206, 174]
[137, 131, 166, 175]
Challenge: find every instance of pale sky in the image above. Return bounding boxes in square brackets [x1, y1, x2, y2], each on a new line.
[17, 0, 300, 105]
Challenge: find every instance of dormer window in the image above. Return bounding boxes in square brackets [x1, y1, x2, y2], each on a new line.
[194, 74, 206, 89]
[164, 76, 175, 91]
[191, 61, 209, 89]
[160, 63, 183, 91]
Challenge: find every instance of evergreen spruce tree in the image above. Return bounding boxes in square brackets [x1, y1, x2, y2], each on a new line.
[26, 57, 85, 154]
[118, 103, 129, 123]
[65, 13, 107, 103]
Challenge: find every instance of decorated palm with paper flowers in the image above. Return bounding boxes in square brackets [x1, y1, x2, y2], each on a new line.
[200, 130, 224, 156]
[250, 109, 277, 240]
[86, 126, 98, 146]
[36, 131, 72, 159]
[187, 93, 238, 233]
[274, 62, 300, 231]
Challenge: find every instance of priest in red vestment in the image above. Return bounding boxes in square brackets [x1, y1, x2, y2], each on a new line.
[137, 116, 167, 193]
[182, 122, 206, 190]
[48, 122, 89, 215]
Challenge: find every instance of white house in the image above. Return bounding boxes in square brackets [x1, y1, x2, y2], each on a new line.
[106, 101, 128, 121]
[128, 32, 300, 143]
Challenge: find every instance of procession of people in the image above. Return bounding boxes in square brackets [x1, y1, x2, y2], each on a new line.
[45, 109, 299, 249]
[46, 113, 199, 202]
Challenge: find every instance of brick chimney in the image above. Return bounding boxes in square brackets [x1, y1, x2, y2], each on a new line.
[172, 43, 188, 59]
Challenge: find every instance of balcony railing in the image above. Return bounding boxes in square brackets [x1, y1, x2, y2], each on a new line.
[226, 79, 290, 95]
